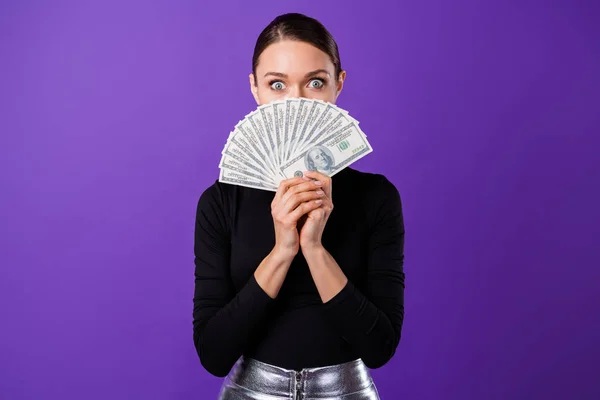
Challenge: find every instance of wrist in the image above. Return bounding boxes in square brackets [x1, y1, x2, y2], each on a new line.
[271, 244, 297, 264]
[301, 242, 326, 258]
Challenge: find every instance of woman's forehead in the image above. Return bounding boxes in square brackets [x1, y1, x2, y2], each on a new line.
[256, 40, 335, 77]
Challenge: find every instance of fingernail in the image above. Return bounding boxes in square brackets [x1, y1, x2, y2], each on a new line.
[315, 199, 323, 204]
[316, 190, 324, 195]
[314, 180, 323, 186]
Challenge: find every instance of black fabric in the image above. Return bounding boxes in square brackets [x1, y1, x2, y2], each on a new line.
[192, 167, 405, 377]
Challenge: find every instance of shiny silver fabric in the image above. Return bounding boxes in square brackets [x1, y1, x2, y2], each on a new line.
[218, 356, 380, 399]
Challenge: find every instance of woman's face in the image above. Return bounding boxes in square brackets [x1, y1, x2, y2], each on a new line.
[250, 40, 346, 105]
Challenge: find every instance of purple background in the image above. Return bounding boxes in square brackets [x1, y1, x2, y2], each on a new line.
[1, 1, 599, 399]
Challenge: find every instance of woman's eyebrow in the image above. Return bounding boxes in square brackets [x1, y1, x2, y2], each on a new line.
[304, 69, 330, 78]
[264, 72, 287, 78]
[263, 69, 331, 79]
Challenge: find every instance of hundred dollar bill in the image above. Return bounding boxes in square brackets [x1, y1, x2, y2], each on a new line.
[279, 121, 373, 179]
[220, 154, 274, 185]
[283, 98, 300, 163]
[246, 109, 278, 172]
[292, 99, 329, 156]
[258, 103, 279, 169]
[271, 100, 285, 165]
[291, 99, 322, 158]
[308, 105, 367, 152]
[220, 131, 273, 178]
[286, 98, 312, 161]
[220, 157, 275, 185]
[219, 168, 278, 192]
[234, 117, 278, 177]
[289, 102, 356, 159]
[334, 102, 361, 130]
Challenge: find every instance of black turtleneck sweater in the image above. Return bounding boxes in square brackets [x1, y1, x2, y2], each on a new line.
[192, 167, 405, 377]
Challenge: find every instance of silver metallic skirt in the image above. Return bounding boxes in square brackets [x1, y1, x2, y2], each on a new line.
[218, 356, 380, 399]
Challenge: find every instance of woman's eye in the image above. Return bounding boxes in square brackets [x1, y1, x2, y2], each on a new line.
[309, 79, 324, 89]
[270, 81, 286, 90]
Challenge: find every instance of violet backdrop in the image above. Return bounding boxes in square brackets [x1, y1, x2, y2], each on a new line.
[1, 0, 599, 399]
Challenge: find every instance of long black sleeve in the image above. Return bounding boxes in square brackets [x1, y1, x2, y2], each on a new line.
[321, 175, 405, 369]
[192, 183, 275, 377]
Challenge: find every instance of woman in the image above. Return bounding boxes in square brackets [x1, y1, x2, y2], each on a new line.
[193, 13, 405, 399]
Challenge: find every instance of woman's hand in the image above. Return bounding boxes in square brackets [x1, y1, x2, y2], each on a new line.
[271, 176, 326, 260]
[299, 171, 334, 253]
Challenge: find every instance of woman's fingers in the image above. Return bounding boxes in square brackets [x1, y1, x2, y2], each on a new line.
[272, 177, 306, 208]
[303, 170, 332, 199]
[279, 179, 324, 206]
[281, 189, 325, 215]
[271, 174, 331, 226]
[287, 199, 324, 223]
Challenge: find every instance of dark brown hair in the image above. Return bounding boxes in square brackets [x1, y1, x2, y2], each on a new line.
[252, 13, 342, 83]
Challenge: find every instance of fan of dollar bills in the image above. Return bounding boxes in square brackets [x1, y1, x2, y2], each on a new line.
[218, 98, 373, 191]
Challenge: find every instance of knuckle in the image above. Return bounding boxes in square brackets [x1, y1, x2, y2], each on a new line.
[292, 184, 303, 194]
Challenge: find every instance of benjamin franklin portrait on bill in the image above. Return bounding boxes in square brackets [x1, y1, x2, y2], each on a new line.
[304, 145, 335, 174]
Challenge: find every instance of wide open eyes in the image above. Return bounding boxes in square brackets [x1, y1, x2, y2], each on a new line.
[270, 80, 286, 91]
[308, 78, 325, 89]
[268, 78, 326, 91]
